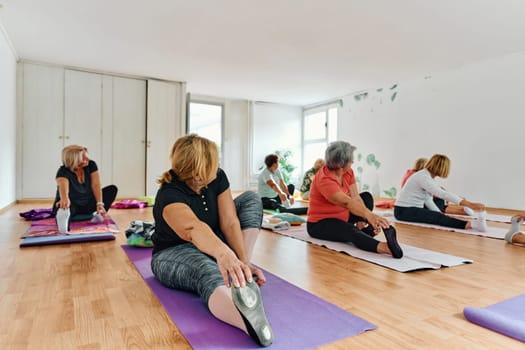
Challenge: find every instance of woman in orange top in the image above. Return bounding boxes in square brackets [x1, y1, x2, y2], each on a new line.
[307, 141, 403, 258]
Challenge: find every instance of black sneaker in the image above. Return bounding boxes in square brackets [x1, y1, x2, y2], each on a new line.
[231, 280, 273, 347]
[383, 225, 403, 259]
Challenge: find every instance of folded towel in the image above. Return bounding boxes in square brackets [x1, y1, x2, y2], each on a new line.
[262, 219, 291, 231]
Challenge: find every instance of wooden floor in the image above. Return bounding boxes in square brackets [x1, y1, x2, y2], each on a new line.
[1, 201, 524, 349]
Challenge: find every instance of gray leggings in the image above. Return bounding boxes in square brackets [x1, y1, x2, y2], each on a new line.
[151, 191, 263, 305]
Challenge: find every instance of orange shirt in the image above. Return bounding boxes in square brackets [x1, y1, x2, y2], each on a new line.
[307, 165, 355, 223]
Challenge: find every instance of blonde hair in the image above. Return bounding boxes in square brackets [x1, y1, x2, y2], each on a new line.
[412, 157, 428, 171]
[313, 158, 325, 173]
[158, 134, 219, 185]
[62, 145, 87, 171]
[425, 154, 450, 178]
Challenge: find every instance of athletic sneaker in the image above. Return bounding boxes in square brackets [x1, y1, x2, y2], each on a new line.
[231, 281, 273, 347]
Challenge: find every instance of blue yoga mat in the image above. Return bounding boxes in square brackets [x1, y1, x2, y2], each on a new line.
[464, 293, 525, 342]
[123, 246, 376, 349]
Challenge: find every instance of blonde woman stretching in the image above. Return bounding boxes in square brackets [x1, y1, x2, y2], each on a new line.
[151, 134, 273, 347]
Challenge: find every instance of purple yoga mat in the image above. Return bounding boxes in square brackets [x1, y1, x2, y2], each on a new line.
[464, 294, 525, 342]
[122, 246, 376, 349]
[20, 233, 115, 247]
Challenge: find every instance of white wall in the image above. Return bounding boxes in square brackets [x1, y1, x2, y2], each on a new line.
[251, 102, 302, 189]
[0, 23, 17, 209]
[339, 52, 525, 210]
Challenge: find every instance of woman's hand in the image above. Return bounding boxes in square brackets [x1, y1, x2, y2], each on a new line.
[250, 265, 267, 287]
[289, 196, 295, 205]
[463, 200, 485, 212]
[56, 197, 71, 209]
[216, 249, 253, 288]
[365, 212, 391, 232]
[278, 192, 287, 202]
[96, 203, 107, 216]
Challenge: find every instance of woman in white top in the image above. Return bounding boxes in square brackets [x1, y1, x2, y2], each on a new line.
[257, 153, 310, 215]
[394, 154, 487, 231]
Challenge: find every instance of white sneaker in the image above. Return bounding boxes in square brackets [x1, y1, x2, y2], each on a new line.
[56, 208, 70, 233]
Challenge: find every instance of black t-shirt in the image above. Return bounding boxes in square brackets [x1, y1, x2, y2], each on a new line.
[55, 160, 98, 206]
[152, 168, 230, 254]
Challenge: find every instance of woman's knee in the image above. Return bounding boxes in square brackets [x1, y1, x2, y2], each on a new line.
[360, 191, 374, 210]
[234, 191, 263, 229]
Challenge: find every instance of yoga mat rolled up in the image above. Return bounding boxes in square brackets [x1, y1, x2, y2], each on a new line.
[122, 246, 376, 349]
[464, 294, 525, 342]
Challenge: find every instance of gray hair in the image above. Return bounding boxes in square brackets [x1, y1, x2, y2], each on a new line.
[325, 141, 356, 170]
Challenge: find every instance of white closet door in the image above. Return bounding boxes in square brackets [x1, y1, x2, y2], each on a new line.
[64, 69, 103, 163]
[112, 76, 146, 197]
[21, 63, 64, 198]
[146, 80, 185, 196]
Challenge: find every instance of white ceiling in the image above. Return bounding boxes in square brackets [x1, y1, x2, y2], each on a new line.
[1, 0, 525, 106]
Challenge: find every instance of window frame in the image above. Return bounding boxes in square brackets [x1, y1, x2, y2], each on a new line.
[186, 99, 225, 163]
[302, 102, 340, 173]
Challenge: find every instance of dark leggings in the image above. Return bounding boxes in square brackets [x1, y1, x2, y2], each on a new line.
[429, 197, 447, 212]
[261, 184, 307, 215]
[306, 192, 379, 253]
[52, 185, 118, 217]
[151, 191, 263, 305]
[394, 205, 467, 229]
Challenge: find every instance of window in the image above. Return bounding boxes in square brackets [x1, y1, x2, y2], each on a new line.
[187, 101, 223, 160]
[302, 104, 338, 173]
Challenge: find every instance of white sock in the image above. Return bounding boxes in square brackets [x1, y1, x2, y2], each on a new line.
[510, 215, 521, 233]
[56, 208, 70, 233]
[471, 211, 487, 232]
[463, 207, 475, 216]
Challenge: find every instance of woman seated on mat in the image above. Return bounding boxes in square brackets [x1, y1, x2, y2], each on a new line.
[306, 141, 403, 259]
[53, 145, 118, 233]
[257, 153, 306, 214]
[402, 157, 475, 216]
[299, 158, 325, 200]
[505, 213, 525, 245]
[151, 134, 273, 347]
[401, 157, 427, 188]
[394, 154, 487, 231]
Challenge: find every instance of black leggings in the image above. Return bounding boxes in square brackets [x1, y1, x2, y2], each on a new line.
[261, 184, 307, 215]
[53, 185, 118, 217]
[306, 192, 379, 253]
[394, 205, 467, 229]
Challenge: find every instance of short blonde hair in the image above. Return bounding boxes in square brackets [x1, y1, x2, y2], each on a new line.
[313, 158, 325, 173]
[158, 134, 219, 184]
[425, 154, 450, 178]
[62, 145, 87, 171]
[412, 157, 428, 171]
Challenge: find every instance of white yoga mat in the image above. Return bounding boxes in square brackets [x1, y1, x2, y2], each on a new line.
[272, 225, 472, 272]
[390, 219, 509, 239]
[449, 213, 513, 224]
[375, 209, 513, 224]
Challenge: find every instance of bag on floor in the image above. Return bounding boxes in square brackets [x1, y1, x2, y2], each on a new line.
[125, 220, 155, 247]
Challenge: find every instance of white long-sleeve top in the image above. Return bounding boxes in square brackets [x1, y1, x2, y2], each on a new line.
[395, 169, 462, 212]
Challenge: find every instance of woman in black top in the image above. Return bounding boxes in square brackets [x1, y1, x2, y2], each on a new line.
[151, 134, 273, 347]
[53, 145, 117, 229]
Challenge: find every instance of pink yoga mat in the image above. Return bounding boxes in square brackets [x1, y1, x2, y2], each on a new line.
[123, 246, 376, 349]
[22, 216, 119, 237]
